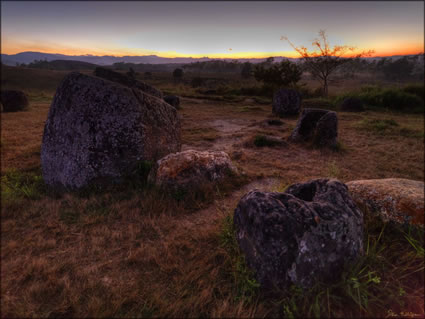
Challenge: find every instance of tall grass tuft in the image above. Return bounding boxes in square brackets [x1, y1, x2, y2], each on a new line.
[1, 169, 46, 202]
[219, 214, 260, 304]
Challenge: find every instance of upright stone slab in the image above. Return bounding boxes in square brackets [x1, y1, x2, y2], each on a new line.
[313, 111, 338, 148]
[290, 108, 338, 148]
[234, 179, 363, 290]
[41, 72, 181, 189]
[272, 88, 301, 117]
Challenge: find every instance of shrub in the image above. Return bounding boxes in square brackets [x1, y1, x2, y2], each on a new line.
[267, 119, 284, 126]
[1, 169, 46, 202]
[254, 59, 302, 91]
[191, 77, 203, 88]
[401, 84, 424, 100]
[381, 90, 423, 111]
[334, 86, 424, 113]
[173, 68, 184, 80]
[253, 135, 282, 147]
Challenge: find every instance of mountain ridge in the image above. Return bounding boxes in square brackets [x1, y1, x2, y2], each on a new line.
[1, 51, 422, 66]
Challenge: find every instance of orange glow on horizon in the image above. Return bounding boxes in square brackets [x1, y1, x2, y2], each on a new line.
[1, 43, 423, 59]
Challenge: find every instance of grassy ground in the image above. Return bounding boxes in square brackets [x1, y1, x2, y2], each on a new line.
[1, 67, 424, 318]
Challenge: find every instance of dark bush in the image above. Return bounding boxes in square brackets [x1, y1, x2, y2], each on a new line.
[191, 77, 204, 88]
[1, 90, 29, 112]
[378, 90, 423, 112]
[173, 68, 184, 79]
[253, 135, 282, 147]
[402, 84, 424, 100]
[254, 59, 302, 90]
[334, 86, 424, 113]
[267, 119, 284, 126]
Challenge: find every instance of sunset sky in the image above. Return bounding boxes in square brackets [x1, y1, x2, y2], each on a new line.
[1, 1, 424, 58]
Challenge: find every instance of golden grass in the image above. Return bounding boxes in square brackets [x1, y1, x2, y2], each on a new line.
[1, 72, 424, 317]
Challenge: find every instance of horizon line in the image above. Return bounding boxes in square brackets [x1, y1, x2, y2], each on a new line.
[2, 50, 424, 60]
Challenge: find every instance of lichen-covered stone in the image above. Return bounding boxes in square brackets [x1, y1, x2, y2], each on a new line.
[150, 150, 238, 189]
[1, 90, 29, 112]
[272, 89, 301, 117]
[94, 67, 163, 99]
[41, 72, 181, 189]
[290, 108, 338, 148]
[347, 178, 424, 226]
[339, 97, 364, 112]
[234, 178, 363, 290]
[164, 95, 180, 109]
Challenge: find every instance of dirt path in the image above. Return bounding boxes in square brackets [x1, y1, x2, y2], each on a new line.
[208, 118, 257, 152]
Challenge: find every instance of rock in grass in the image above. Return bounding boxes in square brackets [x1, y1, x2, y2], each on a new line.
[234, 178, 363, 290]
[1, 90, 29, 112]
[313, 111, 338, 148]
[94, 67, 163, 99]
[150, 150, 238, 190]
[41, 72, 181, 189]
[164, 95, 180, 109]
[290, 108, 338, 148]
[347, 178, 424, 226]
[339, 97, 364, 112]
[272, 88, 301, 117]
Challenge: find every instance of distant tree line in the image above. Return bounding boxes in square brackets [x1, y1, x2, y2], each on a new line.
[112, 62, 184, 73]
[182, 60, 247, 74]
[9, 51, 424, 88]
[17, 59, 98, 70]
[334, 54, 424, 81]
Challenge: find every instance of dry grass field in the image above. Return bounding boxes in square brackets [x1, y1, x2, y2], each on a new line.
[1, 66, 424, 318]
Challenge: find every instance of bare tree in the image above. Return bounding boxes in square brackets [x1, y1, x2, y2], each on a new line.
[282, 30, 373, 96]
